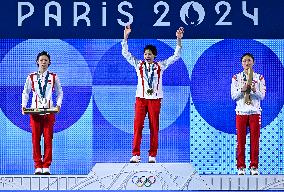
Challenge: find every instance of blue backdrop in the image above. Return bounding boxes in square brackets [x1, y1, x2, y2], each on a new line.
[0, 38, 283, 175]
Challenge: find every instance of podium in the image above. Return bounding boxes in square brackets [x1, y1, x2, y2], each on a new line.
[1, 164, 284, 190]
[70, 163, 211, 190]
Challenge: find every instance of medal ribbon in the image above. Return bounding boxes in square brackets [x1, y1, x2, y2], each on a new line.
[144, 63, 155, 89]
[242, 72, 247, 82]
[37, 71, 49, 99]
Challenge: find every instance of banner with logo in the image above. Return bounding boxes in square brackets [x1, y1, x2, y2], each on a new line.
[0, 0, 283, 38]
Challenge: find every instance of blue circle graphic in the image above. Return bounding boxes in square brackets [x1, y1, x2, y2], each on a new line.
[191, 39, 284, 134]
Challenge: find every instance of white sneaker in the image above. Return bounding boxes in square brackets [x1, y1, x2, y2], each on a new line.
[42, 168, 51, 175]
[130, 155, 141, 163]
[148, 156, 156, 163]
[238, 167, 245, 175]
[250, 167, 259, 175]
[34, 168, 42, 175]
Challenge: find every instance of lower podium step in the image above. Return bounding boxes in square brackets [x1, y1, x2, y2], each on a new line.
[1, 163, 284, 190]
[71, 163, 210, 190]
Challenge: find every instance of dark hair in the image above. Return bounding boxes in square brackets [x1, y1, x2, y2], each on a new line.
[36, 51, 51, 66]
[144, 45, 157, 56]
[241, 53, 254, 62]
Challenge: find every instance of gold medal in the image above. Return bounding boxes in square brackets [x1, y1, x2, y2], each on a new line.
[147, 89, 154, 95]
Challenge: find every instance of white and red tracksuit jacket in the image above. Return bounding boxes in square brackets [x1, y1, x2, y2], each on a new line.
[22, 70, 63, 109]
[231, 71, 266, 115]
[121, 40, 182, 99]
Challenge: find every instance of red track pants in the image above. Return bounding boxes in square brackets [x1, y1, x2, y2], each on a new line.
[132, 98, 161, 157]
[30, 114, 55, 168]
[236, 114, 261, 169]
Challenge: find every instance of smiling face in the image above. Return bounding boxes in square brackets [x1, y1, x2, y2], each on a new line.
[144, 49, 155, 63]
[37, 55, 50, 73]
[241, 55, 254, 72]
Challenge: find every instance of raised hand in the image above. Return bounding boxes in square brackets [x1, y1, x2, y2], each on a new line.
[124, 25, 132, 40]
[176, 27, 184, 39]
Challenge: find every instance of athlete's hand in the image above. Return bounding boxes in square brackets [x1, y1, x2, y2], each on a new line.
[124, 25, 131, 40]
[176, 27, 184, 39]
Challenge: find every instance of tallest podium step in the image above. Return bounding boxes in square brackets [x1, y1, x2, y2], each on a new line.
[72, 163, 209, 190]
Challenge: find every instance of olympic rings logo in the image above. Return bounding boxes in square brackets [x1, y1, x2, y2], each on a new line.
[132, 175, 156, 187]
